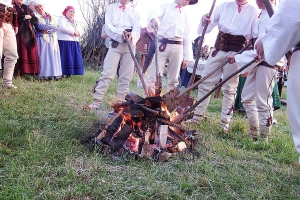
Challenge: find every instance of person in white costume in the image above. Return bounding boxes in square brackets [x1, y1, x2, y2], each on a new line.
[85, 0, 140, 110]
[227, 0, 286, 142]
[255, 0, 300, 164]
[0, 0, 18, 88]
[145, 0, 197, 95]
[186, 0, 258, 133]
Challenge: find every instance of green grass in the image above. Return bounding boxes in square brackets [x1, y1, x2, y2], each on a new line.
[0, 71, 299, 199]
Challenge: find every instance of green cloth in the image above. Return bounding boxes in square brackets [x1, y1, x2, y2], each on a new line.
[234, 75, 247, 110]
[234, 75, 281, 110]
[272, 82, 281, 110]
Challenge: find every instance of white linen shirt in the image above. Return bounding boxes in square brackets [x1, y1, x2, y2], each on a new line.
[105, 2, 140, 45]
[262, 0, 300, 65]
[235, 9, 269, 69]
[198, 1, 258, 40]
[0, 0, 13, 7]
[57, 16, 79, 42]
[148, 2, 193, 61]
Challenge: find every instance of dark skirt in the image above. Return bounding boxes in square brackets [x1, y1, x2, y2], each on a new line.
[58, 40, 84, 75]
[14, 33, 40, 75]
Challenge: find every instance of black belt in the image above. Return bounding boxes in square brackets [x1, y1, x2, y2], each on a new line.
[214, 31, 246, 52]
[158, 38, 183, 45]
[158, 38, 183, 52]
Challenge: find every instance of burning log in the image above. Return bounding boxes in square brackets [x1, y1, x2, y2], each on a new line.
[90, 92, 197, 161]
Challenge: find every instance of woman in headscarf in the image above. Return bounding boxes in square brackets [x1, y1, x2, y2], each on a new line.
[33, 0, 62, 80]
[57, 6, 84, 78]
[13, 0, 39, 76]
[27, 0, 36, 13]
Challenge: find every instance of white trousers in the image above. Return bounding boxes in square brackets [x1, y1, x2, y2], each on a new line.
[194, 50, 238, 124]
[0, 23, 18, 85]
[287, 51, 300, 164]
[93, 43, 135, 102]
[241, 65, 277, 129]
[146, 42, 183, 94]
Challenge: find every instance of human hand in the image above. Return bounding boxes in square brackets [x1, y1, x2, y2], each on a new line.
[227, 55, 235, 64]
[150, 18, 158, 30]
[255, 38, 264, 59]
[122, 31, 132, 41]
[24, 15, 32, 20]
[181, 60, 187, 69]
[74, 31, 80, 37]
[201, 14, 211, 26]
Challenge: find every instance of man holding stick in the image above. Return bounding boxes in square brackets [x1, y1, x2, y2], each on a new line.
[145, 0, 197, 95]
[186, 0, 258, 133]
[228, 0, 286, 142]
[85, 0, 140, 110]
[255, 0, 300, 164]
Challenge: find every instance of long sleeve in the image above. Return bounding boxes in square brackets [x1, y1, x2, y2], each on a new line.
[131, 10, 140, 45]
[35, 21, 55, 31]
[105, 4, 124, 43]
[197, 4, 221, 35]
[57, 17, 74, 35]
[262, 0, 300, 65]
[183, 21, 193, 61]
[148, 4, 165, 24]
[105, 3, 140, 44]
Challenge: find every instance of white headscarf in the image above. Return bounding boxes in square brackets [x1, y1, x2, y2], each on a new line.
[33, 0, 44, 7]
[26, 0, 35, 6]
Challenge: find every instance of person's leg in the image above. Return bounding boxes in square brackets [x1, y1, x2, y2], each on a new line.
[2, 23, 18, 88]
[286, 52, 300, 164]
[255, 66, 276, 141]
[242, 67, 259, 140]
[167, 44, 183, 92]
[117, 44, 135, 102]
[87, 45, 121, 109]
[187, 51, 226, 122]
[220, 52, 240, 127]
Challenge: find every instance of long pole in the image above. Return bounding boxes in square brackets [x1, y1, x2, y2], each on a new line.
[124, 35, 149, 97]
[187, 0, 217, 88]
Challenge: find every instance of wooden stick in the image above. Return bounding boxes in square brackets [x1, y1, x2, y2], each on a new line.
[124, 35, 149, 97]
[187, 0, 217, 88]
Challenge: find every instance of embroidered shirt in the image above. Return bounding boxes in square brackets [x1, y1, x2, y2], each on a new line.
[198, 1, 258, 40]
[105, 2, 140, 45]
[148, 2, 193, 61]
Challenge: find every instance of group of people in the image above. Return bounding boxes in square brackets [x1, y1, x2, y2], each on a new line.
[85, 0, 300, 166]
[1, 0, 298, 165]
[0, 0, 84, 88]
